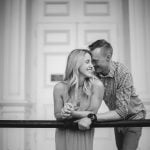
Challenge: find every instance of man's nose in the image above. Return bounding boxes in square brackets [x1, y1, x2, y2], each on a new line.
[92, 60, 95, 66]
[92, 60, 96, 66]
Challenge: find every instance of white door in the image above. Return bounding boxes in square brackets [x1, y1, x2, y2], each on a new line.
[34, 0, 123, 150]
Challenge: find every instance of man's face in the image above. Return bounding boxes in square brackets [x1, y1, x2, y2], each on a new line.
[91, 47, 110, 75]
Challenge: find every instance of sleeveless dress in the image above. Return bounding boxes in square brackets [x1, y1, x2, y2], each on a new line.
[55, 83, 94, 150]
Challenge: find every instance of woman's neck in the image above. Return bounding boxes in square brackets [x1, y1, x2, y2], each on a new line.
[78, 75, 85, 88]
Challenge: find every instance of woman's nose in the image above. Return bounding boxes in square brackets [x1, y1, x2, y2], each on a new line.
[89, 63, 94, 71]
[89, 62, 93, 67]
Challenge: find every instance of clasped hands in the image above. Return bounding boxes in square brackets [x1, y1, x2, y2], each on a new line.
[61, 103, 92, 130]
[61, 103, 74, 119]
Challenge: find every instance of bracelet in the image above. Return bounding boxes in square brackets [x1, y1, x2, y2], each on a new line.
[87, 113, 97, 122]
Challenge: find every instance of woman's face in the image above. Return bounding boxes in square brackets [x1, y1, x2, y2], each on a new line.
[78, 53, 94, 78]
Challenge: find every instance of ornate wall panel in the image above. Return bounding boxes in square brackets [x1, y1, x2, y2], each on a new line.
[84, 1, 110, 16]
[44, 1, 69, 16]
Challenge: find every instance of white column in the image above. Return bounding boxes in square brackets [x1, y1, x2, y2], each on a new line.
[129, 0, 150, 100]
[3, 0, 26, 102]
[129, 1, 150, 149]
[0, 0, 29, 150]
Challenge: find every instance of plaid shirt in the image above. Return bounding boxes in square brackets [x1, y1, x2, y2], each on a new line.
[96, 61, 146, 120]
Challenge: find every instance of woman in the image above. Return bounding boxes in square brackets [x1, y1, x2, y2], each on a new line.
[53, 49, 104, 150]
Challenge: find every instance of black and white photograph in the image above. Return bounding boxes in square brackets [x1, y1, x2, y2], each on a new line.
[0, 0, 150, 150]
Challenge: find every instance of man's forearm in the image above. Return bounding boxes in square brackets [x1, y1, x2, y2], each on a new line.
[96, 110, 121, 121]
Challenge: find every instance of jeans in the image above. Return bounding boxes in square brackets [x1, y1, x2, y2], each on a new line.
[114, 127, 142, 150]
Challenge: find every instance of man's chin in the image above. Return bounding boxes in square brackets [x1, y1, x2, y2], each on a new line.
[94, 68, 102, 73]
[95, 70, 107, 76]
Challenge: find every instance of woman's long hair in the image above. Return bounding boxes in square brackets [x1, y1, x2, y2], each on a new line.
[64, 49, 96, 101]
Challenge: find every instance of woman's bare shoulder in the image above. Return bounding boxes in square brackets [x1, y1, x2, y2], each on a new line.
[53, 81, 68, 92]
[91, 78, 104, 96]
[91, 78, 104, 88]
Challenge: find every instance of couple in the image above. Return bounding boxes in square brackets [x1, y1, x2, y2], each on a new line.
[53, 39, 146, 150]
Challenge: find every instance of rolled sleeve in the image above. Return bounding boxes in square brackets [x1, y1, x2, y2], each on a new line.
[115, 73, 133, 119]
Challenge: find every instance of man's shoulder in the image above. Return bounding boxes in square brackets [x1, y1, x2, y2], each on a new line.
[113, 61, 130, 75]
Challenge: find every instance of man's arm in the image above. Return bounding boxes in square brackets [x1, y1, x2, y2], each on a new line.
[96, 110, 121, 121]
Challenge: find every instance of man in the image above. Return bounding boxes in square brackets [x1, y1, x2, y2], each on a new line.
[78, 39, 146, 150]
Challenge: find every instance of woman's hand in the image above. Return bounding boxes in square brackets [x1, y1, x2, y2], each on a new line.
[61, 103, 74, 119]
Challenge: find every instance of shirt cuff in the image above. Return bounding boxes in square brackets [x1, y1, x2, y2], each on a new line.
[115, 108, 128, 119]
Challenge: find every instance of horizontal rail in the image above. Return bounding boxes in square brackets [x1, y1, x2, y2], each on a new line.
[0, 119, 150, 128]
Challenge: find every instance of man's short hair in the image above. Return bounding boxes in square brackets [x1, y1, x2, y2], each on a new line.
[88, 39, 113, 56]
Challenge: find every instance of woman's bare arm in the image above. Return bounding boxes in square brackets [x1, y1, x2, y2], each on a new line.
[53, 82, 71, 120]
[88, 79, 104, 113]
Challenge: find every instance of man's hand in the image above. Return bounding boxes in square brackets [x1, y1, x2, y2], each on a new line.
[75, 117, 92, 130]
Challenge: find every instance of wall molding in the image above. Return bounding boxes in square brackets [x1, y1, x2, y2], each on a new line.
[0, 100, 33, 107]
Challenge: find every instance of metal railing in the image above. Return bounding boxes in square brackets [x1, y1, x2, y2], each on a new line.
[0, 119, 150, 128]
